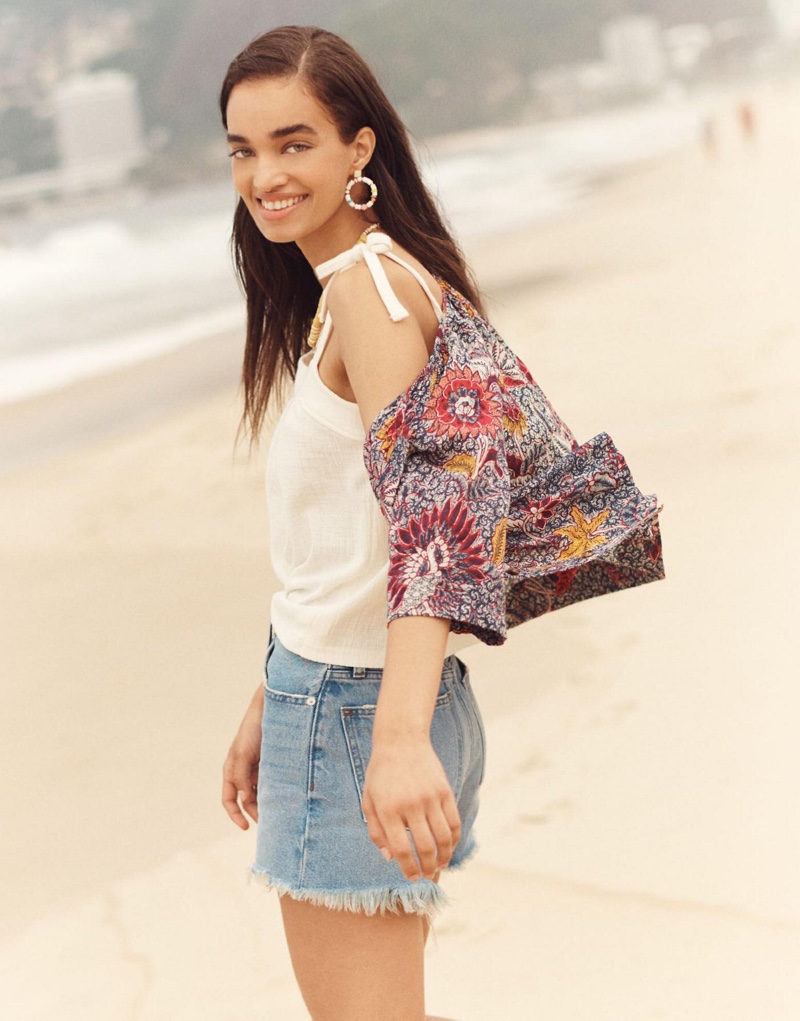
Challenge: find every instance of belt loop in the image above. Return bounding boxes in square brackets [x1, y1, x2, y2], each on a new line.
[353, 666, 366, 678]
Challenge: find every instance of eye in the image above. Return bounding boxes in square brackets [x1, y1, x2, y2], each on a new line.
[284, 142, 311, 154]
[228, 148, 252, 160]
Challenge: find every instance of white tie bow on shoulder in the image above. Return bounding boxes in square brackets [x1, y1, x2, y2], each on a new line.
[314, 232, 410, 324]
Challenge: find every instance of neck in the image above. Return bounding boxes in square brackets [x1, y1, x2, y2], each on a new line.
[296, 207, 379, 278]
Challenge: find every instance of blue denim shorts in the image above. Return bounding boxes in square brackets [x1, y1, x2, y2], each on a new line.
[250, 631, 486, 919]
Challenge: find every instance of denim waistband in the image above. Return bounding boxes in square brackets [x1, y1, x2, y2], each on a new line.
[268, 625, 465, 685]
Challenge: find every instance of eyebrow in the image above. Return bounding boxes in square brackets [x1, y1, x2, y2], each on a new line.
[270, 122, 318, 139]
[226, 123, 319, 144]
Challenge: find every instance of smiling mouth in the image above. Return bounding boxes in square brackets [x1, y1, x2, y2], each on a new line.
[258, 195, 308, 211]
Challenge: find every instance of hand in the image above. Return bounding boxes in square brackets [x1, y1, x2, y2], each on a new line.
[361, 737, 461, 882]
[222, 686, 264, 830]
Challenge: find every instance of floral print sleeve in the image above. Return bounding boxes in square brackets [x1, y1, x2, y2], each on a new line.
[363, 281, 665, 646]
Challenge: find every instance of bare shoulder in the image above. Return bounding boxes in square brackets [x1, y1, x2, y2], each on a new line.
[324, 258, 388, 322]
[325, 245, 442, 333]
[322, 245, 440, 427]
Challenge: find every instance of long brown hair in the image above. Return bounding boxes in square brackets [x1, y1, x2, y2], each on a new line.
[220, 25, 484, 439]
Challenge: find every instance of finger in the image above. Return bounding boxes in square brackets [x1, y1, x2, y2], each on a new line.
[241, 778, 259, 824]
[222, 755, 259, 825]
[382, 816, 423, 881]
[427, 803, 455, 868]
[221, 776, 249, 830]
[404, 810, 439, 879]
[361, 788, 393, 862]
[442, 793, 462, 849]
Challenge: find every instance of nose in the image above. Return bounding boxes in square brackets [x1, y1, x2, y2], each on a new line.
[252, 154, 289, 193]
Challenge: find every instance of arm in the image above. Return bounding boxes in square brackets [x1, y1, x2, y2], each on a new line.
[365, 616, 461, 881]
[328, 263, 462, 881]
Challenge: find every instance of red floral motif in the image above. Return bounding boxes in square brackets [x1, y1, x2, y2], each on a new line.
[502, 395, 527, 437]
[526, 495, 559, 530]
[422, 364, 501, 438]
[388, 498, 488, 611]
[506, 452, 528, 476]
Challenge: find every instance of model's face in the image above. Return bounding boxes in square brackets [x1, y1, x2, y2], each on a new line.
[225, 76, 371, 247]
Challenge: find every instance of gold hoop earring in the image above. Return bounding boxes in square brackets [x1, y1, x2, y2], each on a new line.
[345, 169, 378, 211]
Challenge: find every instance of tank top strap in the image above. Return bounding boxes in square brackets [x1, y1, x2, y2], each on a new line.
[312, 232, 443, 364]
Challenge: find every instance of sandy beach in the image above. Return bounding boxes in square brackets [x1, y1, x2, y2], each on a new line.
[1, 78, 799, 1019]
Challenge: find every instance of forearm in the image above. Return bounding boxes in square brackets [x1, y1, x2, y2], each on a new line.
[372, 615, 451, 744]
[249, 681, 264, 712]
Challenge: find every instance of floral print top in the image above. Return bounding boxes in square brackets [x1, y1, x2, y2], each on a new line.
[360, 276, 665, 646]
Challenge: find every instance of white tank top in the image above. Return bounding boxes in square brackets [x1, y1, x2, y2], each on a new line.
[266, 233, 475, 668]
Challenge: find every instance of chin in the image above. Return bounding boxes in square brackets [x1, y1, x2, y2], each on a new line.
[252, 218, 304, 245]
[259, 226, 303, 245]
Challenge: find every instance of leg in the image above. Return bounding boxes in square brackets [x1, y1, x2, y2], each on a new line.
[421, 868, 441, 947]
[279, 894, 428, 1021]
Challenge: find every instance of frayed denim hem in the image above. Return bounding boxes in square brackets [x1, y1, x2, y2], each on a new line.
[445, 837, 479, 872]
[247, 866, 450, 920]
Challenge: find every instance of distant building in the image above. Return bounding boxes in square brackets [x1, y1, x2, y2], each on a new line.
[0, 70, 146, 210]
[53, 70, 144, 189]
[601, 15, 668, 90]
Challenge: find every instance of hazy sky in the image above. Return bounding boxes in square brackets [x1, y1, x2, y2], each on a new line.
[770, 0, 800, 35]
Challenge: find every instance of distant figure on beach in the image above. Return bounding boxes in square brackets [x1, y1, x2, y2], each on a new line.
[219, 25, 664, 1020]
[738, 101, 756, 145]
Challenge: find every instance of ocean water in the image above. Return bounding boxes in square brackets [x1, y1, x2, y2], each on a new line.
[0, 94, 709, 408]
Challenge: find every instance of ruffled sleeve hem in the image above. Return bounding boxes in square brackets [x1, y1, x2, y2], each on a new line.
[386, 555, 508, 646]
[502, 430, 665, 624]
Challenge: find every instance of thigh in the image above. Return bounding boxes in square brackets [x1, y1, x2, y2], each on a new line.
[279, 894, 428, 1021]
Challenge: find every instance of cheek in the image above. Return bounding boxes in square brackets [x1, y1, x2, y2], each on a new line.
[231, 161, 251, 198]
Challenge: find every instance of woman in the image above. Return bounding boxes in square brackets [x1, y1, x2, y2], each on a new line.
[220, 25, 664, 1021]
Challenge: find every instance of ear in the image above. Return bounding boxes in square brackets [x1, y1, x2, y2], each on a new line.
[351, 126, 376, 172]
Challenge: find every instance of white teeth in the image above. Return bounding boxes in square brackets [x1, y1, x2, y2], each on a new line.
[261, 195, 306, 211]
